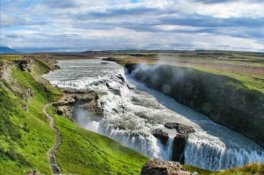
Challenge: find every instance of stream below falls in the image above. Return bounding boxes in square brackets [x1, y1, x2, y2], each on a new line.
[43, 59, 264, 171]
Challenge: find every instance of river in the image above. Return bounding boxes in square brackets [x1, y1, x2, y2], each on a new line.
[43, 59, 264, 171]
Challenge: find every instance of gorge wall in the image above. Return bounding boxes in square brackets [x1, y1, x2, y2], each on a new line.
[125, 64, 264, 147]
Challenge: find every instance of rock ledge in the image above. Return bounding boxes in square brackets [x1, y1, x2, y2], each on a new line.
[141, 158, 192, 175]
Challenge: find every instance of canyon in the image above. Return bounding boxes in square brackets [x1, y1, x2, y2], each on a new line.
[44, 58, 264, 171]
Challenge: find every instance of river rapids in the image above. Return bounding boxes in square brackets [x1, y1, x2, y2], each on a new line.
[43, 59, 264, 171]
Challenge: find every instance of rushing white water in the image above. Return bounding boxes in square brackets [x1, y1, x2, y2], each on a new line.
[43, 59, 264, 171]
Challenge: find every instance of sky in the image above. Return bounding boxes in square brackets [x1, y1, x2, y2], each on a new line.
[0, 0, 264, 52]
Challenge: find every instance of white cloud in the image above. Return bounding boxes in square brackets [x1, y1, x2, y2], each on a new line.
[194, 1, 264, 18]
[155, 25, 202, 31]
[0, 0, 263, 51]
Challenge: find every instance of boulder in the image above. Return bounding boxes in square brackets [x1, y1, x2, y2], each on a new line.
[106, 83, 112, 89]
[116, 74, 126, 83]
[16, 59, 33, 72]
[141, 158, 192, 175]
[152, 129, 169, 145]
[56, 110, 63, 115]
[171, 134, 188, 163]
[54, 65, 60, 70]
[165, 123, 195, 135]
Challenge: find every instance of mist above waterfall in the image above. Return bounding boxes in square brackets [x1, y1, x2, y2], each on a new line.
[126, 62, 192, 96]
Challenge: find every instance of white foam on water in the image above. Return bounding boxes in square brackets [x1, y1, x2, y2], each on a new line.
[43, 59, 264, 171]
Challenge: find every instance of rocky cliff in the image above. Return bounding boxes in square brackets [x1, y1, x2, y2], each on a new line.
[125, 64, 264, 147]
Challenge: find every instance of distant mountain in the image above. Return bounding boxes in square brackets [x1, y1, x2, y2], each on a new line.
[0, 46, 18, 54]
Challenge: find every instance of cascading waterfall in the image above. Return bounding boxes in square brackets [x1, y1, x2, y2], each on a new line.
[43, 59, 264, 171]
[99, 124, 162, 158]
[161, 136, 174, 160]
[185, 135, 264, 170]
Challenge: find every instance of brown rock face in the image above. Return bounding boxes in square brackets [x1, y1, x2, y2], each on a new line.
[164, 123, 195, 135]
[16, 59, 33, 72]
[141, 158, 192, 175]
[171, 134, 188, 163]
[152, 129, 169, 145]
[54, 90, 102, 120]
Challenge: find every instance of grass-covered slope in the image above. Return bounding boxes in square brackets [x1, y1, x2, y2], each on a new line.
[0, 58, 59, 174]
[52, 112, 147, 175]
[0, 55, 147, 175]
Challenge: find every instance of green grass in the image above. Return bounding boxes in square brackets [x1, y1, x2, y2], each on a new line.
[0, 67, 56, 174]
[187, 66, 264, 94]
[184, 163, 264, 175]
[220, 164, 264, 175]
[52, 111, 147, 175]
[0, 55, 23, 62]
[0, 55, 147, 175]
[168, 52, 264, 94]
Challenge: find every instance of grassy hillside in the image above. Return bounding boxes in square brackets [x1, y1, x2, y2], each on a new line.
[0, 57, 60, 174]
[49, 111, 147, 175]
[0, 55, 147, 175]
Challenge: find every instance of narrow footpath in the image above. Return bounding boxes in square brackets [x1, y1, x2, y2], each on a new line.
[43, 103, 61, 175]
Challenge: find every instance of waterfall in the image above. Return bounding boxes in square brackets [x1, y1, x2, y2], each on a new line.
[185, 136, 264, 171]
[98, 124, 163, 158]
[161, 136, 174, 160]
[43, 59, 264, 171]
